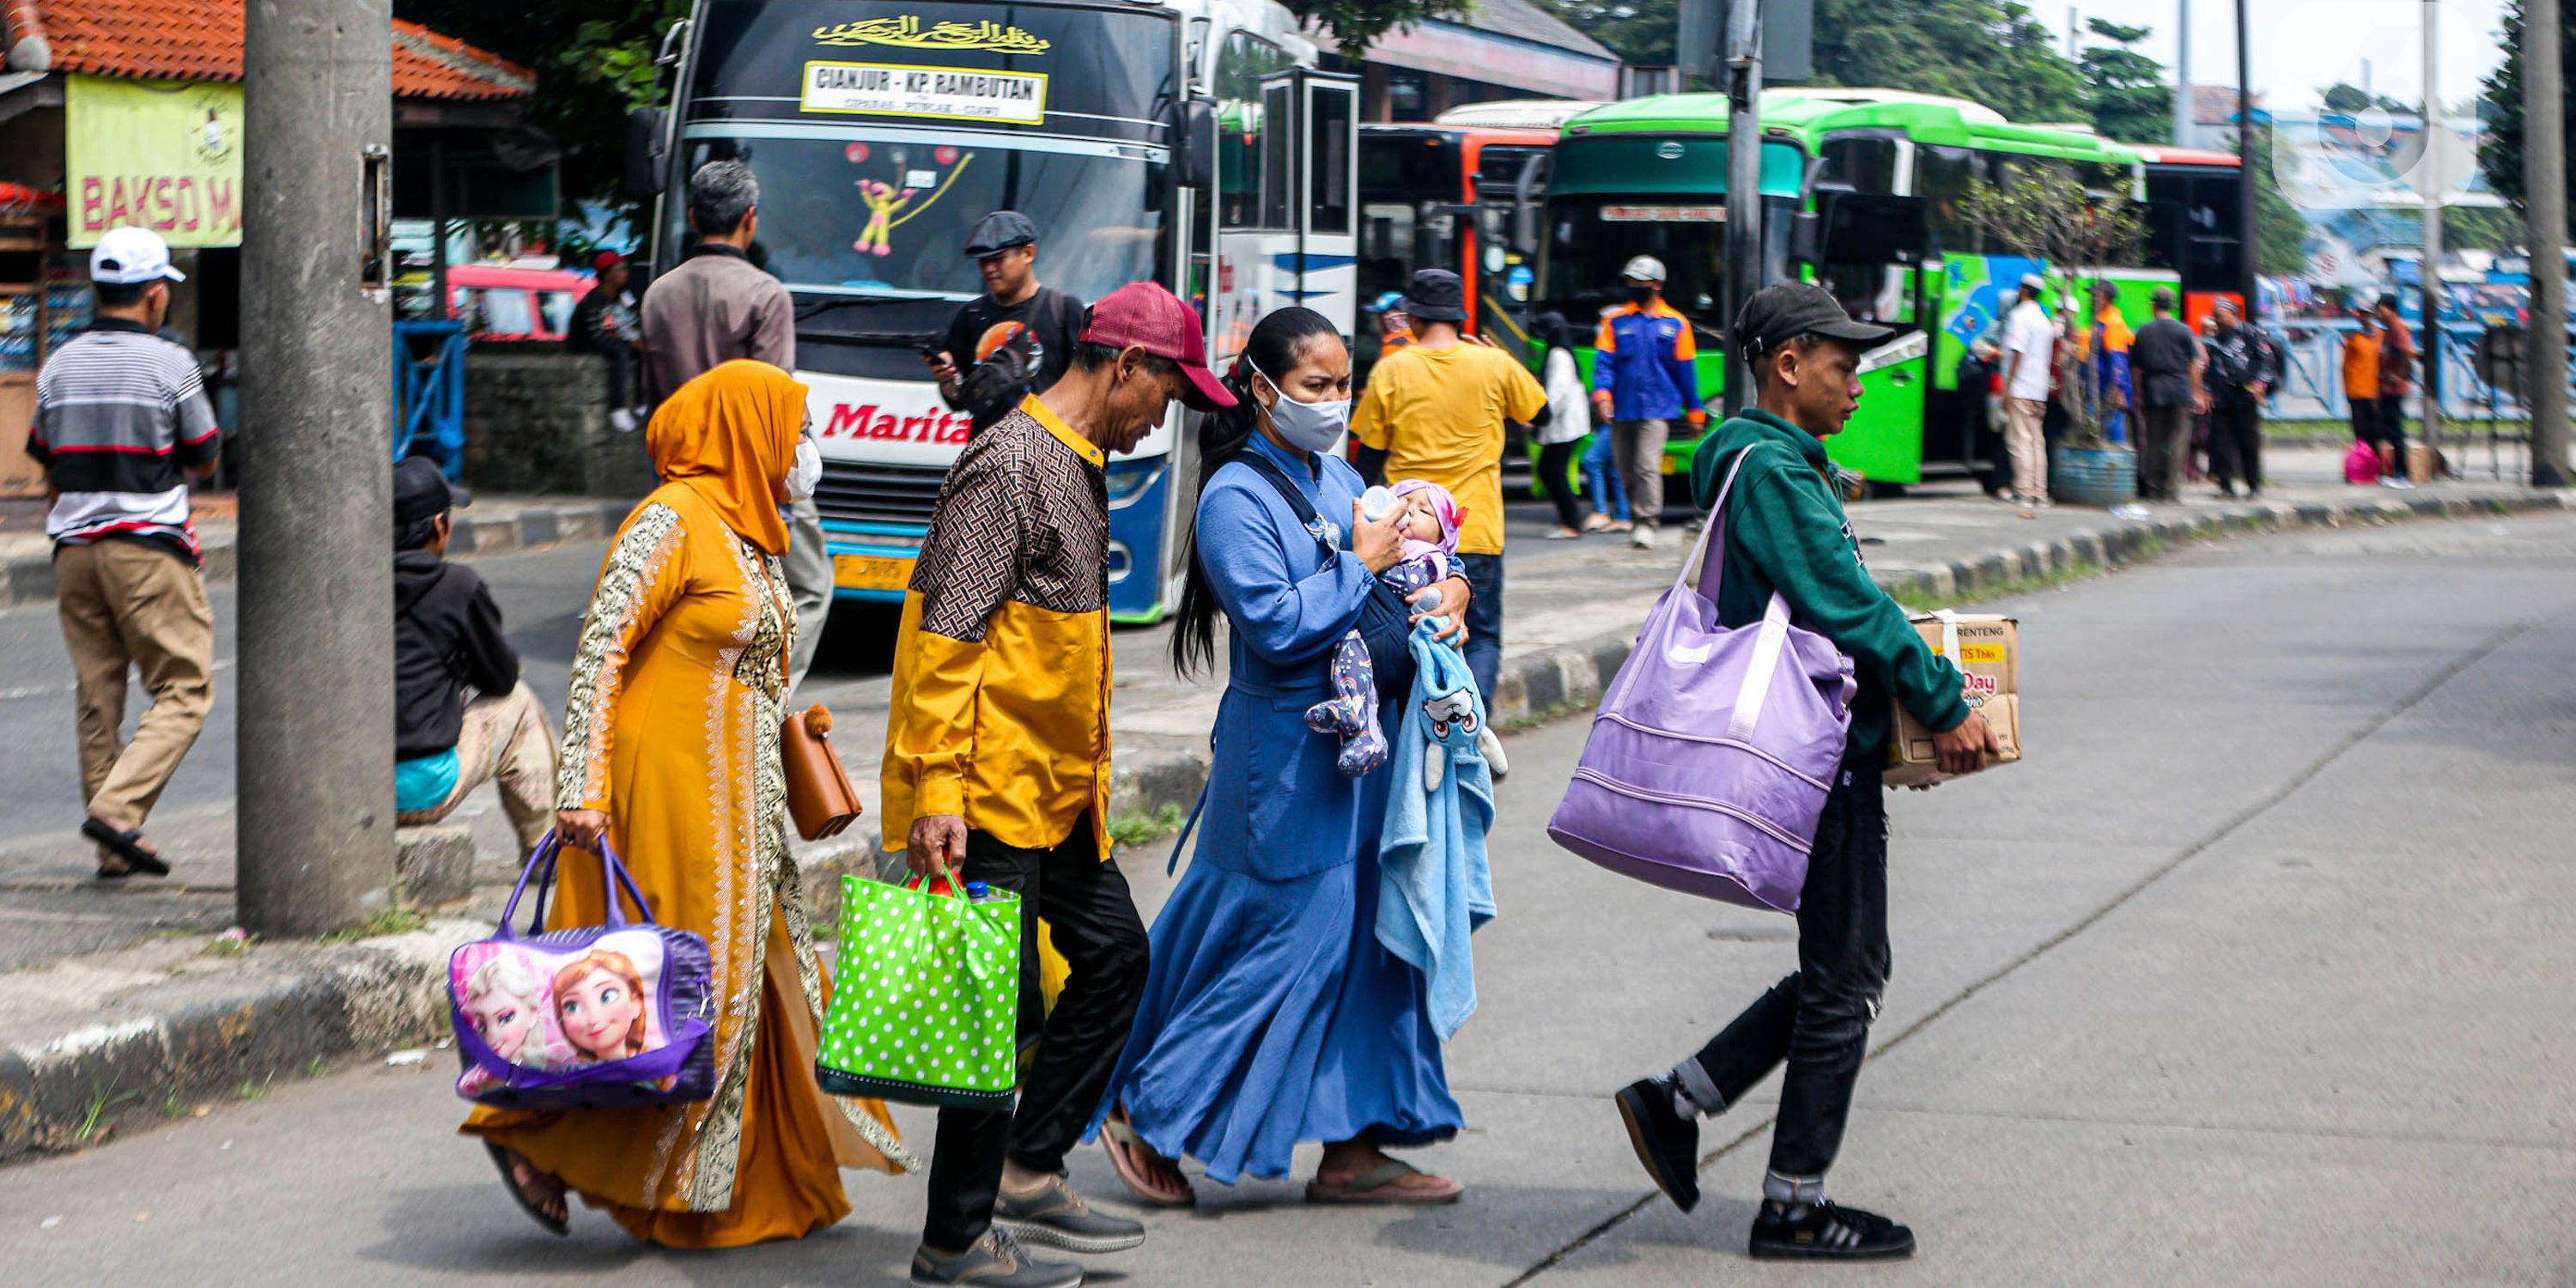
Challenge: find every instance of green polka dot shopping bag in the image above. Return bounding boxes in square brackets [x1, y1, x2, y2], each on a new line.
[814, 865, 1021, 1109]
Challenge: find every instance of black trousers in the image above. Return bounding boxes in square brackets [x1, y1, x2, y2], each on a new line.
[2375, 395, 2409, 476]
[2210, 404, 2263, 493]
[1536, 440, 1586, 531]
[922, 813, 1150, 1250]
[2138, 404, 2191, 501]
[1457, 551, 1504, 707]
[1678, 759, 1890, 1180]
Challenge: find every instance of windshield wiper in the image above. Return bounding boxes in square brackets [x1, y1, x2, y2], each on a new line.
[793, 294, 944, 322]
[799, 325, 938, 346]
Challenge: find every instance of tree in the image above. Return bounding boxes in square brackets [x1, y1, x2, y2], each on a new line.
[2079, 17, 2170, 143]
[2246, 124, 2312, 276]
[1957, 167, 2145, 441]
[1530, 0, 1677, 70]
[1298, 0, 1473, 57]
[2479, 0, 2575, 240]
[2441, 204, 2529, 252]
[2320, 82, 2413, 117]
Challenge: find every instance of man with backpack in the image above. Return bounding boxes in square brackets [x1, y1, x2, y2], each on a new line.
[1613, 283, 1998, 1263]
[926, 211, 1088, 440]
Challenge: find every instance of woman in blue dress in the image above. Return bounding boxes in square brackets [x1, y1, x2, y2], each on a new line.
[1089, 307, 1476, 1206]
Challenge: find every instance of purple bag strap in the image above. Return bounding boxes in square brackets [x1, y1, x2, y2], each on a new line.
[491, 832, 658, 941]
[454, 1013, 712, 1088]
[1679, 447, 1757, 605]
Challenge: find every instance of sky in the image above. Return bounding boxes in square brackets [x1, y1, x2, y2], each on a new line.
[2057, 0, 2513, 112]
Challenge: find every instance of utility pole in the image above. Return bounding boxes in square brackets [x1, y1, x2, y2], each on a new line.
[1722, 0, 1763, 416]
[2174, 0, 2192, 146]
[2528, 0, 2568, 486]
[2233, 0, 2258, 319]
[2419, 0, 2445, 465]
[238, 0, 398, 936]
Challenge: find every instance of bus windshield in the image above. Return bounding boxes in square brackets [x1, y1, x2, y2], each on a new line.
[1536, 195, 1794, 328]
[676, 133, 1163, 306]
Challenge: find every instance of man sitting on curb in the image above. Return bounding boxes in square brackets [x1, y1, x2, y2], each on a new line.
[392, 457, 557, 854]
[1614, 283, 1997, 1263]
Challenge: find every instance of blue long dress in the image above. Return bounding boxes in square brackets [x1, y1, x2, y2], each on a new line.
[1088, 430, 1462, 1184]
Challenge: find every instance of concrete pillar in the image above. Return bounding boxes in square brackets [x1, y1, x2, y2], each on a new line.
[237, 0, 398, 936]
[2527, 0, 2570, 487]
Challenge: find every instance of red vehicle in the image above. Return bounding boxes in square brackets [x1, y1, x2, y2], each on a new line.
[1356, 101, 1595, 382]
[440, 264, 592, 343]
[2130, 146, 2249, 329]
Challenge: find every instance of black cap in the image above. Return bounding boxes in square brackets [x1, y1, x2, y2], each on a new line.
[1732, 283, 1893, 365]
[1401, 269, 1466, 322]
[393, 456, 470, 531]
[962, 210, 1037, 258]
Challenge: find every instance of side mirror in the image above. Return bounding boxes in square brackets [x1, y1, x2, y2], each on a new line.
[1789, 209, 1823, 270]
[1510, 153, 1547, 254]
[624, 106, 667, 201]
[1182, 98, 1218, 191]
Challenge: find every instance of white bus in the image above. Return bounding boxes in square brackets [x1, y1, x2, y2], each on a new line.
[635, 0, 1358, 623]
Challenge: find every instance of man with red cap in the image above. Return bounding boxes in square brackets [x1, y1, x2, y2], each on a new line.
[884, 282, 1232, 1288]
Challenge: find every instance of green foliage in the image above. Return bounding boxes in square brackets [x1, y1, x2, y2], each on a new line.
[2245, 125, 2312, 276]
[2442, 204, 2529, 252]
[1957, 169, 2143, 440]
[2321, 82, 2414, 117]
[1531, 0, 1679, 70]
[2479, 0, 2576, 240]
[1107, 804, 1188, 851]
[2078, 17, 2168, 143]
[317, 903, 428, 945]
[1297, 0, 1474, 55]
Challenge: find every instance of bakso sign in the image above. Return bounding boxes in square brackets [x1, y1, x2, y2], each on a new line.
[802, 61, 1048, 125]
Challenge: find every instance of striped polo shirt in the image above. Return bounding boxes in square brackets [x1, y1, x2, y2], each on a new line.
[28, 318, 219, 562]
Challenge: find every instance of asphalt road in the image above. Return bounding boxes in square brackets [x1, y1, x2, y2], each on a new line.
[2, 512, 2572, 1285]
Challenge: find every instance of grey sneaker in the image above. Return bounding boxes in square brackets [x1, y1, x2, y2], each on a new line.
[912, 1227, 1084, 1287]
[1630, 524, 1658, 550]
[995, 1173, 1146, 1255]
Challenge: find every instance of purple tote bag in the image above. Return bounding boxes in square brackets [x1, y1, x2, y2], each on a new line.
[1546, 450, 1854, 912]
[447, 833, 714, 1109]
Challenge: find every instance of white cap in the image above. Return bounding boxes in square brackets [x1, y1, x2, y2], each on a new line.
[90, 227, 186, 286]
[2019, 272, 2045, 292]
[1620, 254, 1667, 284]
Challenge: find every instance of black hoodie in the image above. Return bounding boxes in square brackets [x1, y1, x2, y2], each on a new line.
[394, 548, 519, 761]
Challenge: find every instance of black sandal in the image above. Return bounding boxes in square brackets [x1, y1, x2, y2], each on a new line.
[81, 817, 169, 878]
[484, 1144, 570, 1236]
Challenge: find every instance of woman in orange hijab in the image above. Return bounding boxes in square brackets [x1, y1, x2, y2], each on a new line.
[464, 360, 914, 1247]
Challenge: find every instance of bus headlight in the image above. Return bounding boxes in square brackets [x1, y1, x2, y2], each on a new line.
[1107, 539, 1133, 584]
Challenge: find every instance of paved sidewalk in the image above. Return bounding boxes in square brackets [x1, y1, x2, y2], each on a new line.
[0, 447, 2566, 1159]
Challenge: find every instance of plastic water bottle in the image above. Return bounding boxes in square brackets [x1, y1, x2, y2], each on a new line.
[964, 880, 990, 902]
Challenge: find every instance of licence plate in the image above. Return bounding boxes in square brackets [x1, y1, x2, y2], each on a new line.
[833, 553, 914, 592]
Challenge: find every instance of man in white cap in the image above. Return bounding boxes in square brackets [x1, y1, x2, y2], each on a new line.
[1999, 272, 2055, 511]
[1589, 254, 1707, 550]
[27, 227, 217, 878]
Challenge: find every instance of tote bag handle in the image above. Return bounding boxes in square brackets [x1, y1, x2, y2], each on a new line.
[493, 831, 659, 939]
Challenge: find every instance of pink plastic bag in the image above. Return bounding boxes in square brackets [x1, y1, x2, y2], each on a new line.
[2344, 439, 2381, 483]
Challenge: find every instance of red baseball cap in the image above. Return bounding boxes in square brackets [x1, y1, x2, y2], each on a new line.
[1079, 283, 1236, 410]
[593, 250, 624, 270]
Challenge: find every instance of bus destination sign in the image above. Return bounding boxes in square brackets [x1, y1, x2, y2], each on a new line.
[801, 61, 1048, 125]
[1600, 204, 1725, 222]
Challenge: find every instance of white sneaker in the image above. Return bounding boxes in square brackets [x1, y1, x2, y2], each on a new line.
[1630, 526, 1657, 550]
[2382, 477, 2415, 489]
[608, 408, 638, 433]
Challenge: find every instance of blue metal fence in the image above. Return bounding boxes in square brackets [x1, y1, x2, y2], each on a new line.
[392, 319, 467, 478]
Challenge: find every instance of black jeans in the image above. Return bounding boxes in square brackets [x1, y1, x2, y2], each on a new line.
[923, 813, 1150, 1250]
[1536, 440, 1586, 531]
[2376, 395, 2409, 476]
[2138, 404, 2191, 501]
[1677, 758, 1890, 1181]
[2210, 404, 2263, 493]
[1456, 551, 1504, 706]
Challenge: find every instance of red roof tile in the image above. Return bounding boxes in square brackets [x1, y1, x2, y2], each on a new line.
[9, 0, 532, 100]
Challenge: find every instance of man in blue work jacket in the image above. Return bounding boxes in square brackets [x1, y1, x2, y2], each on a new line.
[1590, 255, 1708, 550]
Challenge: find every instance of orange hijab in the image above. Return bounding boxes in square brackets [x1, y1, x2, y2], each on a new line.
[646, 360, 805, 556]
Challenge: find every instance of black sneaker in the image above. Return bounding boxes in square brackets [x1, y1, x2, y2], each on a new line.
[1747, 1200, 1917, 1261]
[1613, 1077, 1700, 1212]
[911, 1227, 1084, 1287]
[994, 1173, 1145, 1255]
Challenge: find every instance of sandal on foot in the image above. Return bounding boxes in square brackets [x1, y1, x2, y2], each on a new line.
[1305, 1159, 1462, 1206]
[484, 1144, 570, 1236]
[81, 818, 168, 878]
[1100, 1117, 1194, 1208]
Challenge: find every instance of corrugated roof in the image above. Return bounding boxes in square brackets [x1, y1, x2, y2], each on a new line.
[1455, 0, 1616, 62]
[5, 0, 532, 100]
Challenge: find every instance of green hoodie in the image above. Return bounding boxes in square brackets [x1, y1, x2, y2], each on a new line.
[1689, 409, 1970, 761]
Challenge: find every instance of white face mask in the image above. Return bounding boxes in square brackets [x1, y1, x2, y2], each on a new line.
[783, 434, 822, 501]
[1249, 359, 1351, 453]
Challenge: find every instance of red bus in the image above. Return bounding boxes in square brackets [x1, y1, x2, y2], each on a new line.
[2131, 145, 2248, 328]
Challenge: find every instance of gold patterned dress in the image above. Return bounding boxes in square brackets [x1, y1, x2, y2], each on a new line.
[463, 362, 912, 1248]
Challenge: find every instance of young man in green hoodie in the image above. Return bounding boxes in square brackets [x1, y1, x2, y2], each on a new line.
[1613, 283, 1999, 1262]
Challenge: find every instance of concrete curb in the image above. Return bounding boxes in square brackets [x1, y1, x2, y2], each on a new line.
[0, 920, 471, 1163]
[0, 498, 637, 611]
[2, 485, 2562, 1158]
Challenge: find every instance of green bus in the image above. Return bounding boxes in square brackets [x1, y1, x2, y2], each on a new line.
[1533, 88, 2178, 491]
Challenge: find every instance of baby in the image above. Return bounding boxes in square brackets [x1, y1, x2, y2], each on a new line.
[1306, 480, 1504, 778]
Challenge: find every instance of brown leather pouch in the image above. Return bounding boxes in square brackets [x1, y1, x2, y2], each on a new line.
[781, 703, 863, 841]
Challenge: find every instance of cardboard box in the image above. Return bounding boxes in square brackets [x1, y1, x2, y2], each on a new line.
[2407, 441, 2435, 483]
[1886, 612, 2022, 787]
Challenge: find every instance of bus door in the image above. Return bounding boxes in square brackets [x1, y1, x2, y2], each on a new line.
[1805, 190, 1941, 484]
[1295, 71, 1359, 339]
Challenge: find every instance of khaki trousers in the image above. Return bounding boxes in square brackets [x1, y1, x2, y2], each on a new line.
[54, 540, 215, 834]
[396, 681, 559, 854]
[1611, 419, 1671, 528]
[2004, 398, 2049, 501]
[782, 495, 831, 696]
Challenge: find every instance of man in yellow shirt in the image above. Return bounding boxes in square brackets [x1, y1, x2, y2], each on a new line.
[1352, 269, 1549, 702]
[883, 282, 1235, 1287]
